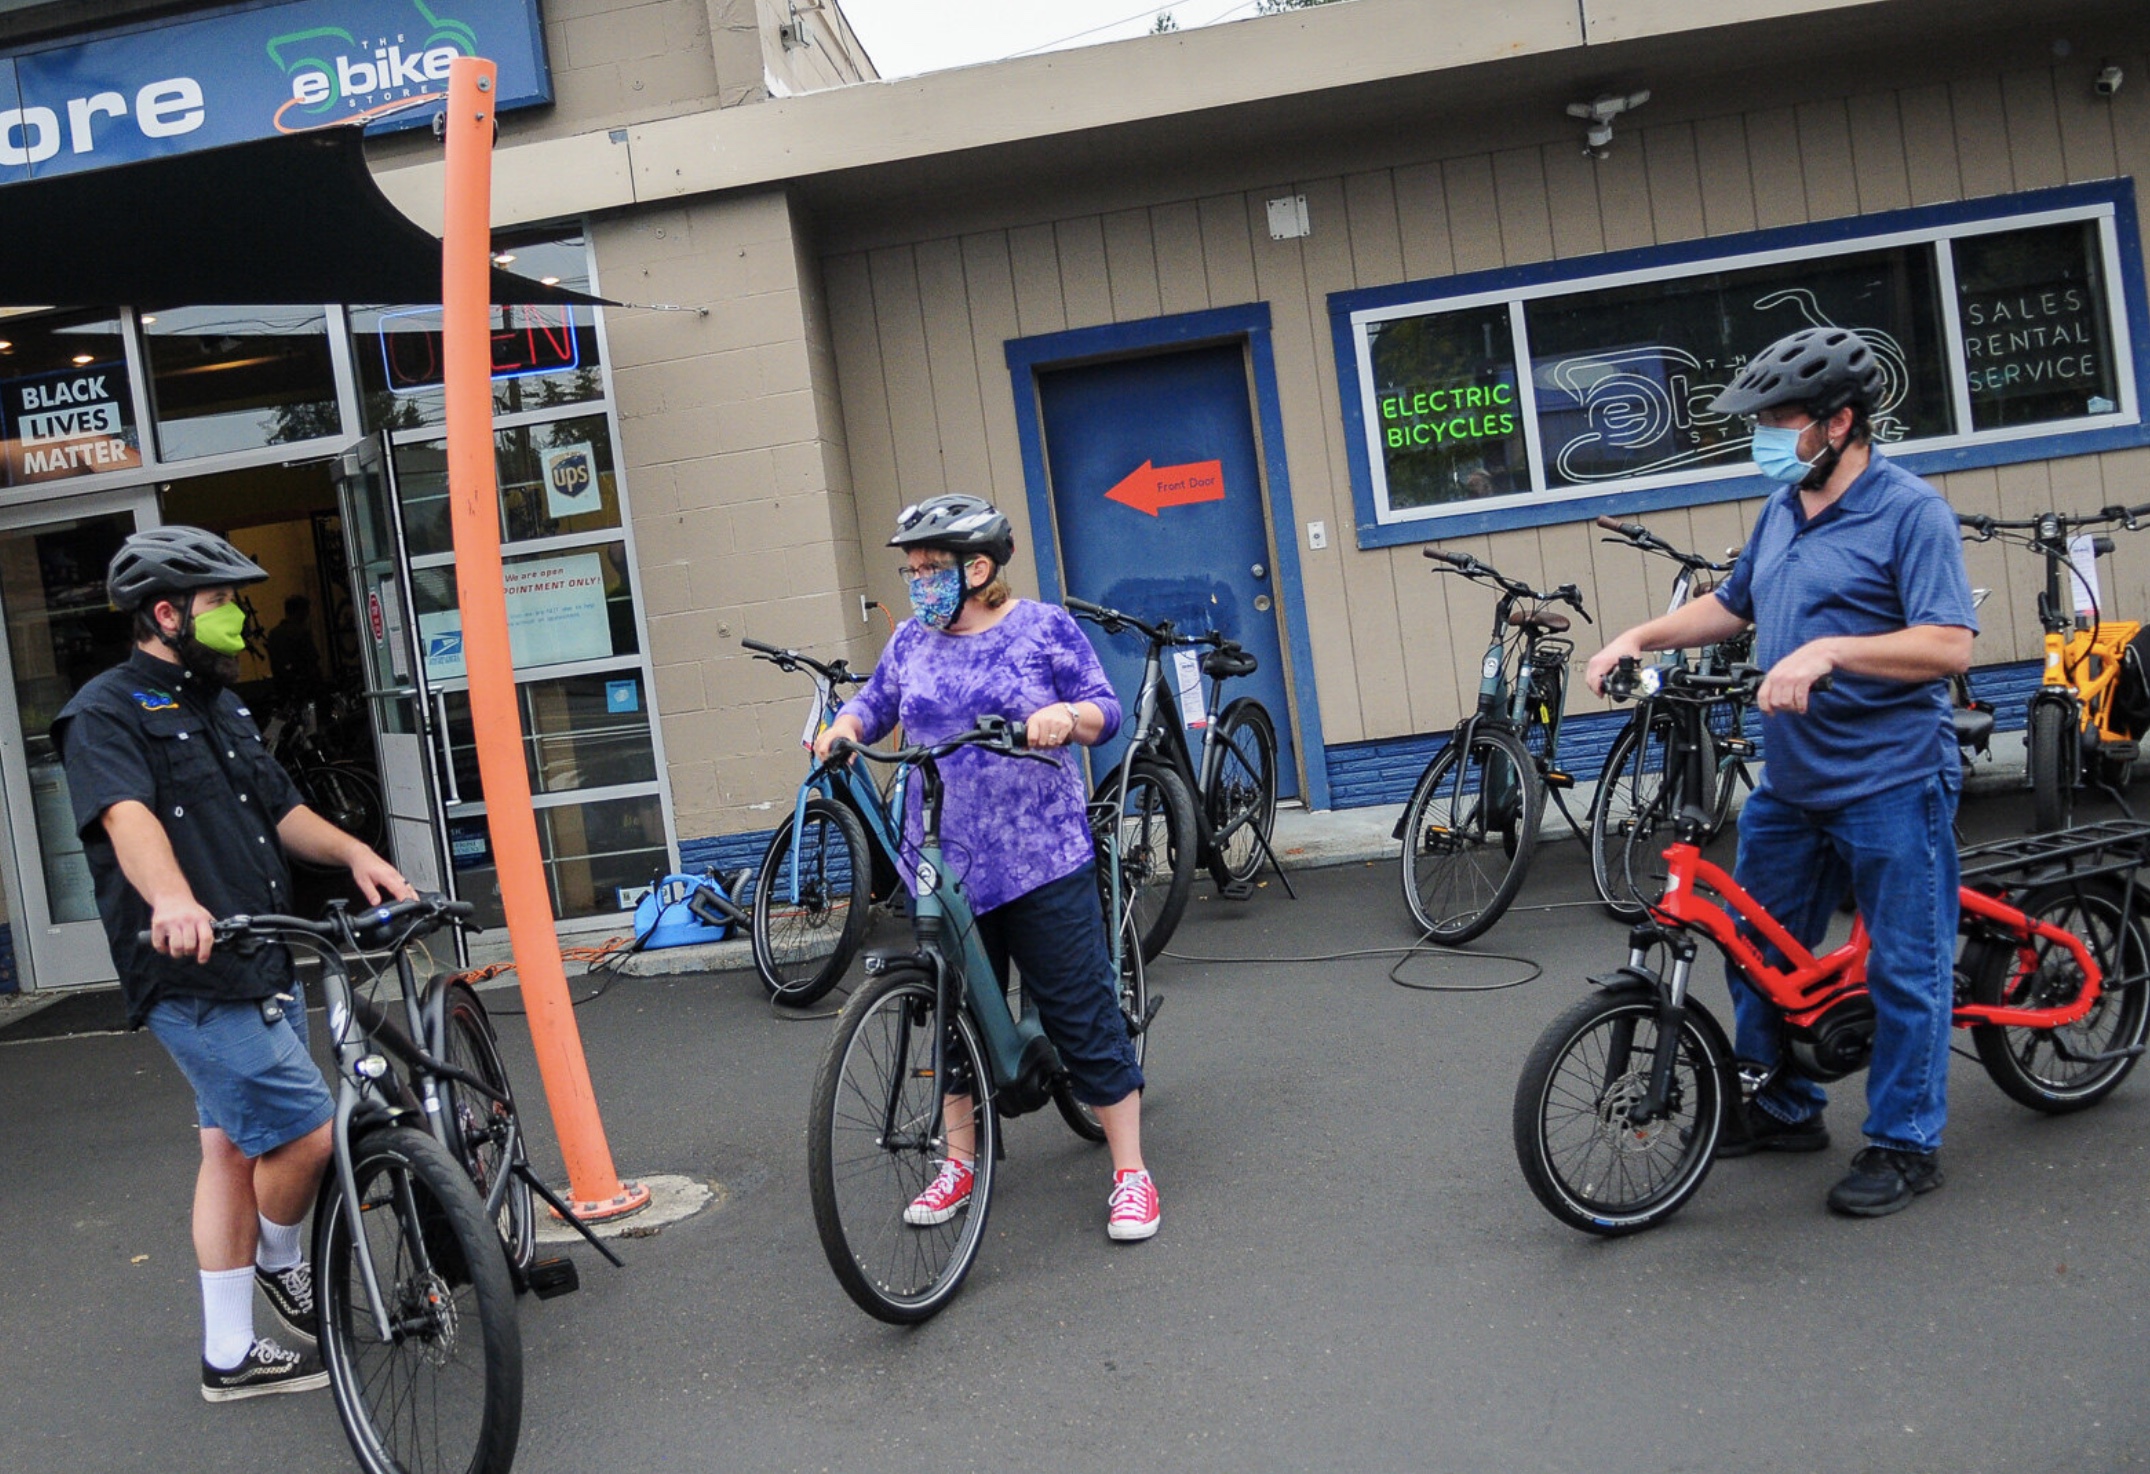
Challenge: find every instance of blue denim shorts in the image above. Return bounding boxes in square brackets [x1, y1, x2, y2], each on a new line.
[145, 984, 334, 1159]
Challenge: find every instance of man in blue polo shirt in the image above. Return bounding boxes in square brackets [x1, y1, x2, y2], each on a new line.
[1586, 327, 1977, 1218]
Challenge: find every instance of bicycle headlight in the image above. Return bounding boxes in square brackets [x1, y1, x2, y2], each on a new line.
[1638, 666, 1663, 697]
[355, 1054, 389, 1080]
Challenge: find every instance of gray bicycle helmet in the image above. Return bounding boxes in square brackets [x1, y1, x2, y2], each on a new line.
[888, 493, 1016, 567]
[107, 525, 267, 612]
[1709, 327, 1888, 419]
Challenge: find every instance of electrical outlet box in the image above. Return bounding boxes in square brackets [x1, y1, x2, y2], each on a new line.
[1306, 520, 1328, 550]
[1267, 195, 1311, 240]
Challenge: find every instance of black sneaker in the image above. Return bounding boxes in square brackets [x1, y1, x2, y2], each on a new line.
[201, 1338, 328, 1402]
[255, 1263, 317, 1345]
[1827, 1146, 1944, 1218]
[1715, 1101, 1830, 1158]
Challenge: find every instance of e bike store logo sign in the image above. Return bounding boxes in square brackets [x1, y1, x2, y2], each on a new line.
[0, 0, 550, 185]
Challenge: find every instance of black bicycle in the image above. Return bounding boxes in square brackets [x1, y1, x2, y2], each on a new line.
[1585, 516, 1757, 919]
[1066, 596, 1287, 962]
[1397, 551, 1589, 943]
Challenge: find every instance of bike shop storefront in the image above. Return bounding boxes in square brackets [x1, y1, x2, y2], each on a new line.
[0, 233, 675, 994]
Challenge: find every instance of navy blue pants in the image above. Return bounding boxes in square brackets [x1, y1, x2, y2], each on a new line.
[976, 864, 1144, 1107]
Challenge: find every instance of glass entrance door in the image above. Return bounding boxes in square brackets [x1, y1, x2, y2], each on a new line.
[0, 492, 159, 989]
[334, 434, 451, 901]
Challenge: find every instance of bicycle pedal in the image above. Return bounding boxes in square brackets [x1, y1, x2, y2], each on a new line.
[1542, 769, 1575, 790]
[524, 1257, 581, 1300]
[1718, 737, 1756, 757]
[1218, 880, 1255, 901]
[2100, 739, 2140, 762]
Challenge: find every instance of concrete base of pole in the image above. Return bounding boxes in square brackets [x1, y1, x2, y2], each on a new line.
[557, 1178, 654, 1223]
[536, 1173, 716, 1242]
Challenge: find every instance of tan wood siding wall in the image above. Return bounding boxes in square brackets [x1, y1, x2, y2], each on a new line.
[822, 55, 2150, 763]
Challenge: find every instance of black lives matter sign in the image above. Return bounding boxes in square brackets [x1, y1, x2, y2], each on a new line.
[1, 367, 143, 486]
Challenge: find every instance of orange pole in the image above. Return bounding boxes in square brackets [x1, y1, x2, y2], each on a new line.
[441, 57, 648, 1221]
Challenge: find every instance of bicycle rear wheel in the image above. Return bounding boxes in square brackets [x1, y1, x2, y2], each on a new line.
[752, 796, 871, 1007]
[1205, 699, 1278, 888]
[1969, 880, 2150, 1112]
[316, 1126, 522, 1474]
[1095, 760, 1196, 963]
[440, 981, 536, 1274]
[1056, 857, 1151, 1142]
[808, 966, 998, 1323]
[1589, 712, 1677, 921]
[1513, 990, 1725, 1236]
[1399, 724, 1540, 944]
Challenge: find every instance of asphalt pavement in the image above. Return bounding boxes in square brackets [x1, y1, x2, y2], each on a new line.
[4, 786, 2147, 1473]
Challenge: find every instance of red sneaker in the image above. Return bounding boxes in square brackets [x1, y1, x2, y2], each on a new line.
[904, 1157, 974, 1226]
[1107, 1167, 1160, 1242]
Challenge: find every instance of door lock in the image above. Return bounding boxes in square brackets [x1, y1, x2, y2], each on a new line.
[1254, 594, 1272, 612]
[1251, 563, 1267, 579]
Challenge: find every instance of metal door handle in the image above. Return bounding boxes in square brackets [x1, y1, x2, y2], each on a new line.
[1251, 563, 1267, 579]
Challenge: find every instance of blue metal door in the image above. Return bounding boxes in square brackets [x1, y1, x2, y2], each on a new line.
[1037, 343, 1298, 796]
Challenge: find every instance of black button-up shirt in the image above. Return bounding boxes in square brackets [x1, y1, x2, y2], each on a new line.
[54, 649, 305, 1026]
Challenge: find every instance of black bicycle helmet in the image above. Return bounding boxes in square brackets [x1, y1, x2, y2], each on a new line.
[888, 494, 1016, 567]
[1709, 327, 1888, 419]
[107, 525, 267, 612]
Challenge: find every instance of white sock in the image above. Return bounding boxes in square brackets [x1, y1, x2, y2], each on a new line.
[201, 1267, 256, 1370]
[256, 1214, 304, 1274]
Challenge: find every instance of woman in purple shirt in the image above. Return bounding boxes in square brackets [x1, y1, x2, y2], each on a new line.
[816, 494, 1159, 1243]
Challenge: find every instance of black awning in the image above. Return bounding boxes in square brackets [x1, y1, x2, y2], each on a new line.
[0, 124, 608, 309]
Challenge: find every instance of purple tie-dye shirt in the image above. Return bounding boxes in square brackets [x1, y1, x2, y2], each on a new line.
[837, 599, 1121, 915]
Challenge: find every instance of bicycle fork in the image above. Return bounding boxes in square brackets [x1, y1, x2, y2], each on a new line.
[1609, 937, 1699, 1127]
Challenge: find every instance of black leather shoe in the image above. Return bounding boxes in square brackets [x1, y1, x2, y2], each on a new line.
[1715, 1101, 1829, 1158]
[1827, 1146, 1943, 1217]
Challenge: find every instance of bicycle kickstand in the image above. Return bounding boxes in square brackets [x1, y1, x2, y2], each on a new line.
[1247, 816, 1298, 900]
[514, 1163, 628, 1268]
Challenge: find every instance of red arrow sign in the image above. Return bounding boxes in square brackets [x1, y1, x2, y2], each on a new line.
[1105, 459, 1226, 516]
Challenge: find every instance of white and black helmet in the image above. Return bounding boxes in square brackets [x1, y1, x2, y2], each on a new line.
[1709, 327, 1888, 420]
[107, 525, 267, 612]
[888, 494, 1015, 567]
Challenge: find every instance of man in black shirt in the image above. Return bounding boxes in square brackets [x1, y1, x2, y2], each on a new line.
[265, 593, 325, 706]
[54, 526, 412, 1402]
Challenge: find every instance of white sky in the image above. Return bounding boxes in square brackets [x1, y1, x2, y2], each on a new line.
[837, 0, 1287, 80]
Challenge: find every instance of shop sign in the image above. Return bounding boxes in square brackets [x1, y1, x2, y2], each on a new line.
[416, 550, 611, 681]
[0, 361, 142, 485]
[0, 0, 551, 186]
[540, 441, 599, 519]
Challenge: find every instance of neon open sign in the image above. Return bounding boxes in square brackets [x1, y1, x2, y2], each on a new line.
[376, 304, 580, 393]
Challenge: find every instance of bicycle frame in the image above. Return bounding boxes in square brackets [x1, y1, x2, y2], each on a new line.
[1115, 625, 1256, 861]
[785, 671, 907, 905]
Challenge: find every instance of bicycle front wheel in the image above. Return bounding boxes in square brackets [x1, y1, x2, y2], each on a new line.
[440, 982, 536, 1274]
[1513, 991, 1725, 1236]
[1206, 699, 1278, 888]
[291, 765, 388, 873]
[1588, 712, 1677, 921]
[808, 965, 999, 1324]
[317, 1126, 522, 1474]
[1399, 725, 1540, 944]
[2029, 700, 2074, 833]
[752, 796, 871, 1006]
[1969, 880, 2150, 1112]
[1096, 760, 1196, 963]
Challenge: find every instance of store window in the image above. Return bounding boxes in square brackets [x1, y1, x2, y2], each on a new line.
[1952, 220, 2119, 430]
[408, 541, 639, 680]
[394, 414, 624, 557]
[0, 311, 141, 489]
[448, 793, 669, 927]
[1335, 193, 2139, 540]
[437, 672, 659, 801]
[143, 305, 341, 459]
[350, 236, 605, 432]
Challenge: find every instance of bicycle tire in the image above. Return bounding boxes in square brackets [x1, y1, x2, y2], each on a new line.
[291, 764, 388, 874]
[1205, 699, 1279, 889]
[1055, 857, 1151, 1142]
[1706, 699, 1748, 835]
[316, 1126, 522, 1474]
[1513, 990, 1725, 1236]
[1399, 724, 1540, 944]
[752, 796, 871, 1006]
[440, 982, 537, 1274]
[1094, 760, 1196, 963]
[2029, 700, 2074, 833]
[1588, 713, 1674, 921]
[1969, 880, 2150, 1113]
[808, 965, 998, 1324]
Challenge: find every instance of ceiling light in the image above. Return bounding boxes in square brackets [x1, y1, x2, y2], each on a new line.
[539, 275, 560, 286]
[1566, 89, 1651, 158]
[0, 340, 12, 352]
[140, 314, 157, 324]
[71, 353, 94, 365]
[492, 252, 516, 265]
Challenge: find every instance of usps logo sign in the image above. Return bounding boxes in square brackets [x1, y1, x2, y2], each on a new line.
[1, 366, 142, 485]
[541, 442, 599, 520]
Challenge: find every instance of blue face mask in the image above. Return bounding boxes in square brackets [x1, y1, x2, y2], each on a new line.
[1750, 423, 1820, 484]
[907, 566, 964, 629]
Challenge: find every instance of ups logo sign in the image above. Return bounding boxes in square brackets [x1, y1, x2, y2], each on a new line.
[541, 443, 599, 517]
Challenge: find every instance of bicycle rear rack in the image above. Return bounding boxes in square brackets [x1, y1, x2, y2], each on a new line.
[1958, 819, 2150, 891]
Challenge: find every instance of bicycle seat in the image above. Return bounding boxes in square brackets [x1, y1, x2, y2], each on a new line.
[1507, 608, 1571, 634]
[1953, 707, 1996, 750]
[1202, 644, 1258, 678]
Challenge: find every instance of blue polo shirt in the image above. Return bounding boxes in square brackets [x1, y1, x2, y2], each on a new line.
[1714, 451, 1977, 809]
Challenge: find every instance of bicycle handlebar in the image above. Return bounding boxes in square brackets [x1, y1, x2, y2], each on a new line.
[1596, 514, 1737, 573]
[824, 714, 1051, 769]
[1424, 548, 1592, 621]
[1958, 503, 2150, 541]
[1605, 657, 1831, 705]
[138, 893, 476, 954]
[742, 637, 860, 686]
[1065, 596, 1233, 649]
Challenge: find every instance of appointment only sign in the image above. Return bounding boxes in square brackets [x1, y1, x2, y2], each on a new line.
[0, 363, 142, 486]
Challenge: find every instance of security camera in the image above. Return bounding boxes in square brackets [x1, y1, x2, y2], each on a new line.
[1566, 90, 1651, 157]
[2097, 64, 2123, 97]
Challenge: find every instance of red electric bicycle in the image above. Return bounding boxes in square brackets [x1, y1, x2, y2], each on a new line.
[1514, 660, 2150, 1236]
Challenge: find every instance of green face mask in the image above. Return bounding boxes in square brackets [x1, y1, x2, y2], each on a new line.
[190, 600, 247, 656]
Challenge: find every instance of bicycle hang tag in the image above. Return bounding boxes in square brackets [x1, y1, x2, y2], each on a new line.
[801, 676, 834, 748]
[2068, 533, 2103, 615]
[1172, 648, 1209, 731]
